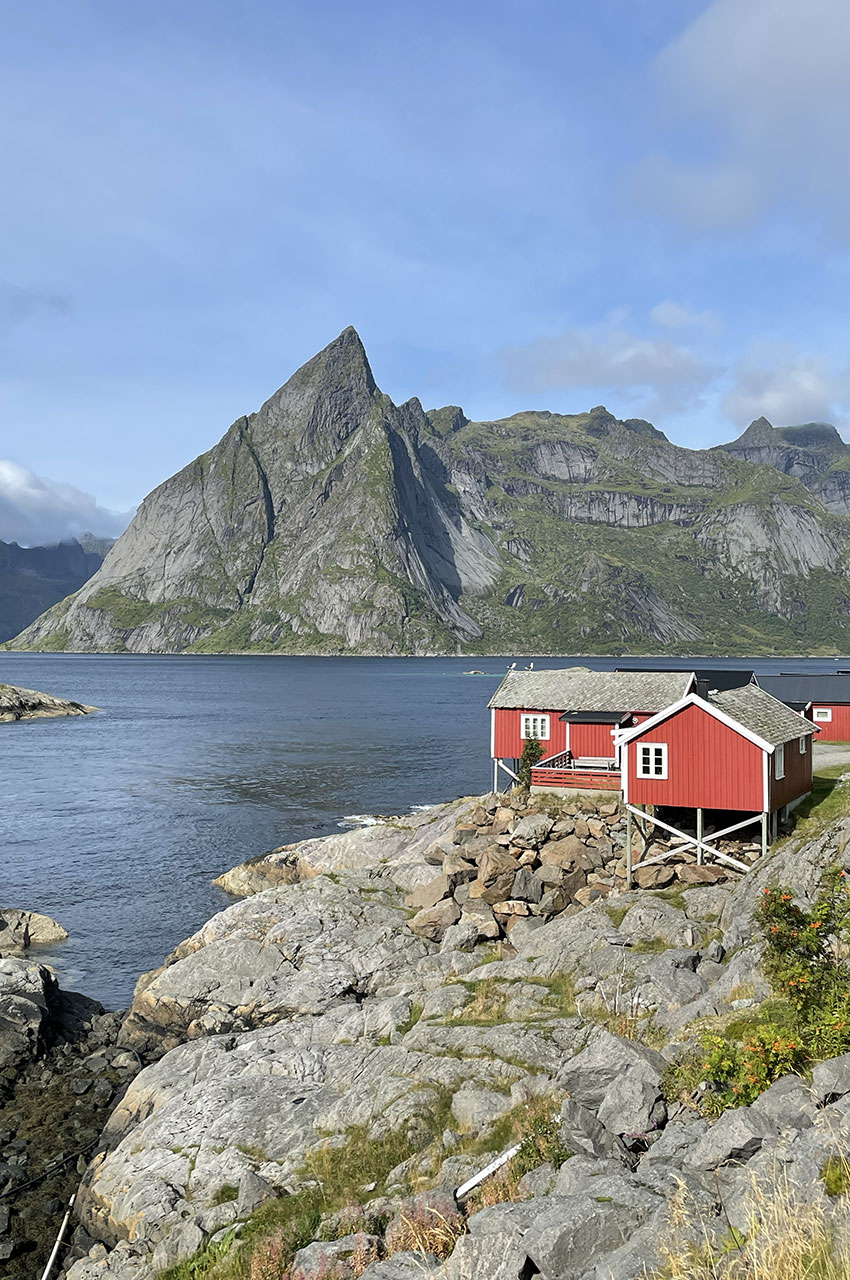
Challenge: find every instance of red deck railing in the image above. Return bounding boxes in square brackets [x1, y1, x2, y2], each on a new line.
[530, 765, 622, 791]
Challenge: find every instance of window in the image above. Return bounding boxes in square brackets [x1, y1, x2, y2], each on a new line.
[637, 743, 668, 779]
[775, 743, 785, 780]
[814, 708, 833, 722]
[799, 735, 807, 754]
[521, 714, 549, 740]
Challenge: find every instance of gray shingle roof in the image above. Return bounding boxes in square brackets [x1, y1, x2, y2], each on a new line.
[488, 667, 694, 712]
[711, 684, 816, 747]
[758, 674, 850, 705]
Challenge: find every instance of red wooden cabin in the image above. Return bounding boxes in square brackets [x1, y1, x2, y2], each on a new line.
[758, 674, 850, 743]
[614, 684, 816, 873]
[488, 667, 695, 792]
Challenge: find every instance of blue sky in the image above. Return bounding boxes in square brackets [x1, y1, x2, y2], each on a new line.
[3, 0, 850, 543]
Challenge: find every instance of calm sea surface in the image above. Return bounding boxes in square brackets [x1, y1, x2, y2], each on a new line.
[3, 652, 847, 1008]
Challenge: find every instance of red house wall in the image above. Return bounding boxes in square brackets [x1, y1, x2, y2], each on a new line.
[770, 732, 813, 809]
[492, 708, 568, 760]
[808, 704, 850, 742]
[626, 702, 765, 811]
[569, 723, 618, 757]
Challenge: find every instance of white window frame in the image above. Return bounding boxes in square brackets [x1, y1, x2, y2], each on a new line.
[775, 742, 785, 780]
[521, 714, 550, 741]
[799, 735, 807, 754]
[637, 742, 668, 780]
[814, 707, 833, 722]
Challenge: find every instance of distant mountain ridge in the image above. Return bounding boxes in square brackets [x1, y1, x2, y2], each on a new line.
[10, 328, 850, 655]
[0, 536, 112, 642]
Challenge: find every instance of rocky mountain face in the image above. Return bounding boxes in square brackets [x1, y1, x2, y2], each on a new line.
[12, 329, 850, 655]
[0, 537, 109, 643]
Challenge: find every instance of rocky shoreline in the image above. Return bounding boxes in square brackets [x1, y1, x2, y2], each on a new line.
[0, 684, 95, 722]
[5, 788, 850, 1278]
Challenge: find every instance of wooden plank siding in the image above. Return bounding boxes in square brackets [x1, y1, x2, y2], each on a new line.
[494, 709, 655, 761]
[627, 702, 765, 811]
[806, 704, 850, 742]
[493, 708, 568, 760]
[569, 722, 618, 758]
[770, 731, 813, 810]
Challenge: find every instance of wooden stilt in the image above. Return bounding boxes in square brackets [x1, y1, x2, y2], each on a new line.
[696, 809, 704, 866]
[761, 811, 768, 859]
[626, 809, 633, 889]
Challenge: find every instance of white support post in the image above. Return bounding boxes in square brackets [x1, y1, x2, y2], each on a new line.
[493, 758, 499, 792]
[761, 811, 768, 859]
[696, 809, 703, 866]
[497, 760, 519, 783]
[626, 808, 633, 889]
[624, 804, 752, 874]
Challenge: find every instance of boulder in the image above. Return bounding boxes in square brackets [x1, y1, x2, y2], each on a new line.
[634, 865, 676, 889]
[511, 868, 543, 903]
[510, 815, 555, 850]
[439, 922, 479, 954]
[404, 876, 450, 912]
[812, 1052, 850, 1103]
[539, 836, 585, 869]
[409, 899, 461, 941]
[0, 909, 68, 954]
[684, 1107, 776, 1169]
[291, 1234, 380, 1279]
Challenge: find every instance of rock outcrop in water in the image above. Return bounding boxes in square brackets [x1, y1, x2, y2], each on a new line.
[0, 683, 94, 721]
[12, 328, 850, 655]
[43, 788, 850, 1280]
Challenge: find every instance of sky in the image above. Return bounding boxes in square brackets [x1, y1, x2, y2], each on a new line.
[3, 0, 850, 544]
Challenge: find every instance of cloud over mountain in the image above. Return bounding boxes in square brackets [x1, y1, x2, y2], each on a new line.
[0, 459, 132, 547]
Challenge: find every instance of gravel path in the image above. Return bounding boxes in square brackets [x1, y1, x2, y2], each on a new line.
[814, 742, 850, 770]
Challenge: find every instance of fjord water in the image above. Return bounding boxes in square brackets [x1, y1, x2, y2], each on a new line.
[2, 652, 845, 1008]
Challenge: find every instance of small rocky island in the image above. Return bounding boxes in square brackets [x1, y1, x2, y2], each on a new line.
[0, 683, 95, 722]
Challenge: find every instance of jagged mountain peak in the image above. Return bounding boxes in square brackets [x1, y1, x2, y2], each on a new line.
[261, 326, 376, 413]
[732, 416, 777, 445]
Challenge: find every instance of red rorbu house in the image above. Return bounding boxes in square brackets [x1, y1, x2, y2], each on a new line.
[488, 667, 696, 792]
[758, 674, 850, 743]
[614, 684, 817, 882]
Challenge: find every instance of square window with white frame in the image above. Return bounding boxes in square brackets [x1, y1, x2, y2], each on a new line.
[637, 743, 668, 779]
[521, 714, 550, 741]
[814, 708, 833, 722]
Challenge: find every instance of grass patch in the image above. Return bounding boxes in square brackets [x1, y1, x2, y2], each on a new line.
[211, 1185, 239, 1206]
[786, 766, 850, 841]
[157, 1092, 455, 1280]
[822, 1156, 850, 1197]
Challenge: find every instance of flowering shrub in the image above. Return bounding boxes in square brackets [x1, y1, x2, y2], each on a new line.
[668, 865, 850, 1115]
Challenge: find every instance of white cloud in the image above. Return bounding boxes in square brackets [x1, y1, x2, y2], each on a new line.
[723, 346, 850, 427]
[0, 459, 131, 547]
[649, 300, 720, 332]
[501, 320, 717, 415]
[637, 0, 850, 231]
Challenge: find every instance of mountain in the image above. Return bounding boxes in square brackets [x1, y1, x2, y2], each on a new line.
[10, 328, 850, 656]
[0, 537, 112, 643]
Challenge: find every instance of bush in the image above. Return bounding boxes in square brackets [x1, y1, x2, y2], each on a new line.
[517, 734, 545, 787]
[668, 865, 850, 1115]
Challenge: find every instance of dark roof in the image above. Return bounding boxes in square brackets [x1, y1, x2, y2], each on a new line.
[560, 710, 629, 725]
[711, 685, 817, 747]
[616, 666, 756, 693]
[488, 667, 694, 712]
[758, 674, 850, 705]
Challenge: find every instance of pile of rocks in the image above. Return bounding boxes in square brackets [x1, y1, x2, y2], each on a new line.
[406, 793, 737, 945]
[0, 957, 139, 1278]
